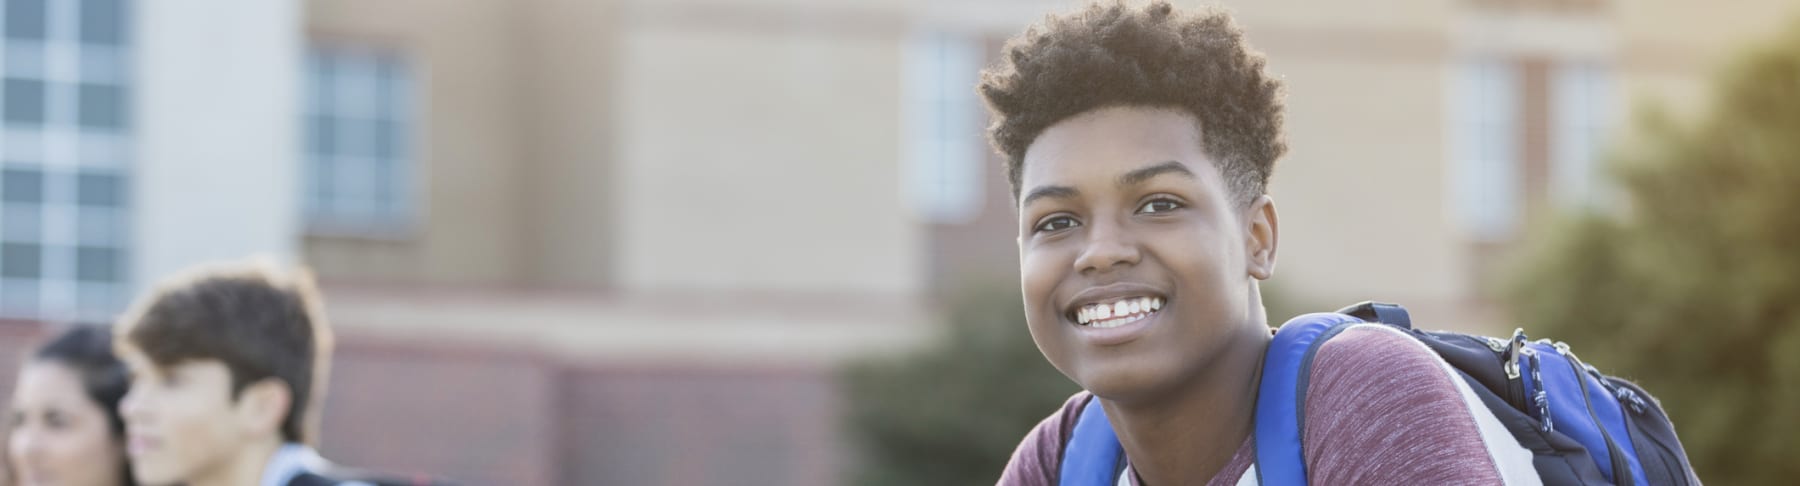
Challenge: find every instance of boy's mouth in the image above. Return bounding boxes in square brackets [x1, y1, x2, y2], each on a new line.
[1068, 295, 1165, 328]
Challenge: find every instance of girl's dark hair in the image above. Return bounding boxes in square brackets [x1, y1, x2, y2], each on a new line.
[30, 324, 136, 486]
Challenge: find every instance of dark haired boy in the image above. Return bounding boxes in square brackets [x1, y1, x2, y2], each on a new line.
[114, 260, 446, 486]
[983, 2, 1535, 484]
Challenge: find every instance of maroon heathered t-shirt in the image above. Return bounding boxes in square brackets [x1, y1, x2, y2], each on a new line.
[996, 326, 1507, 485]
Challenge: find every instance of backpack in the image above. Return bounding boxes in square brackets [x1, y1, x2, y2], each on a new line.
[1058, 302, 1699, 485]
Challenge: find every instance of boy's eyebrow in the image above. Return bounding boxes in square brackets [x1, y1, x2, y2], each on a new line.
[1119, 160, 1195, 187]
[1021, 185, 1079, 208]
[1021, 161, 1195, 207]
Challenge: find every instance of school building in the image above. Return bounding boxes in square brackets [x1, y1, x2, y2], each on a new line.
[0, 0, 1794, 484]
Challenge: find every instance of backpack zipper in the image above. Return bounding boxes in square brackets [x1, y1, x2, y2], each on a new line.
[1555, 342, 1634, 486]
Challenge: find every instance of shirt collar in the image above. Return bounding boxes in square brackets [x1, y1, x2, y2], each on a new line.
[261, 442, 328, 486]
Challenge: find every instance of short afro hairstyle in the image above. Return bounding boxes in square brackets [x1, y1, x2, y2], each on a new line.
[978, 1, 1286, 207]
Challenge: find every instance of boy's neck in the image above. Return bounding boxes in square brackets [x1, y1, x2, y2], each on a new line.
[1102, 321, 1271, 486]
[188, 436, 286, 486]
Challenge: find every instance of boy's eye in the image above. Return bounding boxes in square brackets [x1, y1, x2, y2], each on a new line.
[1033, 216, 1081, 234]
[1137, 198, 1183, 214]
[7, 410, 22, 428]
[43, 410, 65, 429]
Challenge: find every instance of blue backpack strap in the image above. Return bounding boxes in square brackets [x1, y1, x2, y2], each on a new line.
[1254, 312, 1367, 486]
[1060, 396, 1123, 486]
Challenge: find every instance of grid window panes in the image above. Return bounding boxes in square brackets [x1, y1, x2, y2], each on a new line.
[1450, 58, 1521, 242]
[0, 0, 132, 321]
[1551, 60, 1613, 209]
[902, 31, 983, 224]
[304, 46, 414, 233]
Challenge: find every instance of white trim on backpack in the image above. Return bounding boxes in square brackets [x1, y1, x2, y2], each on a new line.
[1348, 323, 1543, 486]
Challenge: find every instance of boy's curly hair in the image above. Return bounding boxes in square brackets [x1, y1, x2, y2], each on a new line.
[978, 1, 1286, 207]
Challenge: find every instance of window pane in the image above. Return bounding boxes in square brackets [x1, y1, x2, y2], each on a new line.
[1, 278, 37, 315]
[2, 168, 42, 203]
[373, 119, 399, 159]
[3, 204, 39, 242]
[333, 55, 380, 119]
[336, 118, 376, 157]
[75, 246, 117, 282]
[76, 207, 119, 246]
[77, 171, 122, 206]
[78, 83, 126, 130]
[307, 52, 333, 114]
[79, 0, 125, 45]
[4, 78, 46, 124]
[378, 57, 410, 121]
[4, 0, 47, 41]
[1, 242, 40, 278]
[308, 114, 335, 155]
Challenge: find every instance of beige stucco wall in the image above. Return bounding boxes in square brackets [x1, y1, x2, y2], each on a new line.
[611, 2, 924, 295]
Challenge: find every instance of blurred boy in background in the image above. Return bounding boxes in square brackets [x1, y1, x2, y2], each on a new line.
[113, 260, 448, 486]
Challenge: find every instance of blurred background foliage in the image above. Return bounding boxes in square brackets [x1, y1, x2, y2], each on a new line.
[1504, 19, 1800, 485]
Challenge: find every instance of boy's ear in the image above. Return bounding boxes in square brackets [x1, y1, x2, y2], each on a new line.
[235, 378, 292, 438]
[1244, 194, 1278, 280]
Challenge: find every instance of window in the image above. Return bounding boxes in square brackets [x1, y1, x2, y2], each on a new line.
[0, 0, 132, 321]
[902, 31, 984, 224]
[1551, 61, 1613, 208]
[1450, 58, 1521, 242]
[303, 46, 415, 233]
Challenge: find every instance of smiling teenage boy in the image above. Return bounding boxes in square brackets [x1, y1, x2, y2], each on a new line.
[984, 2, 1533, 485]
[113, 261, 448, 486]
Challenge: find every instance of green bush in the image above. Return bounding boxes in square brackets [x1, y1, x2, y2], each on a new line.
[1504, 20, 1800, 485]
[841, 286, 1077, 486]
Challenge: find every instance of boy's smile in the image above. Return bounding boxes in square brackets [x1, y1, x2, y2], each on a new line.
[1016, 106, 1278, 403]
[1065, 283, 1167, 345]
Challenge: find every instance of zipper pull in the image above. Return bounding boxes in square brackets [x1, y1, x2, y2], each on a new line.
[1505, 328, 1528, 380]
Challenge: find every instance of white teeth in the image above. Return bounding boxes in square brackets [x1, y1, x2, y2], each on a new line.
[1075, 296, 1165, 327]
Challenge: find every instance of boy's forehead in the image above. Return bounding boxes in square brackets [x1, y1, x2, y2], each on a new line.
[1020, 108, 1211, 185]
[113, 342, 219, 374]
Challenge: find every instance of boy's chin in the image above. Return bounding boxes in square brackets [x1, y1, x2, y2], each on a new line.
[1072, 359, 1185, 404]
[132, 464, 183, 486]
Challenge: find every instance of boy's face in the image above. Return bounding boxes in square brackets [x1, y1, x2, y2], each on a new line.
[115, 346, 263, 486]
[1016, 106, 1276, 401]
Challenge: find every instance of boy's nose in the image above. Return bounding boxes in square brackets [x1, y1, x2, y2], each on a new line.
[1075, 223, 1141, 274]
[119, 385, 146, 423]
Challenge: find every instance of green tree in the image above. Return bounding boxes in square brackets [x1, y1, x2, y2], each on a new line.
[1505, 19, 1800, 485]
